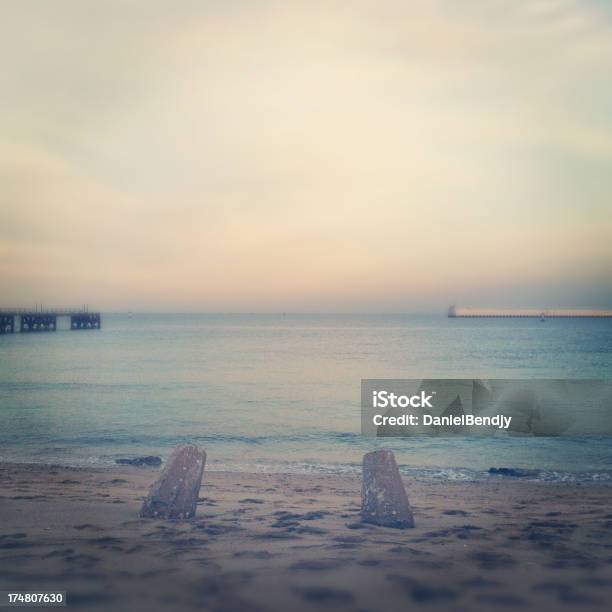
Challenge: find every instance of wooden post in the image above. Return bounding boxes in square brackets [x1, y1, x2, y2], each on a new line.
[362, 450, 414, 528]
[140, 445, 206, 519]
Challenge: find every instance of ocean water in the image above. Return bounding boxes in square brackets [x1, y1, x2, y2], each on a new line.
[1, 314, 611, 482]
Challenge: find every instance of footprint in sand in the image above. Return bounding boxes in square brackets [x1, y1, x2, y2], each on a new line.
[532, 581, 604, 605]
[0, 533, 29, 549]
[345, 522, 369, 530]
[292, 526, 327, 535]
[196, 523, 241, 536]
[290, 559, 344, 571]
[63, 553, 100, 566]
[86, 536, 124, 549]
[255, 531, 302, 540]
[73, 524, 104, 532]
[461, 576, 500, 590]
[477, 593, 526, 607]
[387, 575, 457, 603]
[233, 550, 275, 559]
[469, 550, 516, 570]
[357, 559, 380, 566]
[293, 586, 353, 603]
[11, 495, 48, 500]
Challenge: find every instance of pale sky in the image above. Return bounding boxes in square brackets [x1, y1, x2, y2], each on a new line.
[1, 0, 611, 312]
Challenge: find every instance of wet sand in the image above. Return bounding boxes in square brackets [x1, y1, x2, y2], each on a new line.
[1, 462, 612, 611]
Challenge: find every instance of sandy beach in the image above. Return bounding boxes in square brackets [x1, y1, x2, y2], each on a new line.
[1, 462, 611, 611]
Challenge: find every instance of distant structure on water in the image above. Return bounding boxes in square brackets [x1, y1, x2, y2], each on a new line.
[448, 305, 612, 319]
[0, 307, 101, 334]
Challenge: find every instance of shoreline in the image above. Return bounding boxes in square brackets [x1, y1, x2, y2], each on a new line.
[2, 461, 612, 611]
[2, 457, 612, 485]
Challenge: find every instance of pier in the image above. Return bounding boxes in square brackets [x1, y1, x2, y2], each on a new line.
[0, 308, 101, 334]
[448, 305, 612, 319]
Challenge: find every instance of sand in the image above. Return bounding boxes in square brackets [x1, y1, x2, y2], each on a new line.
[1, 462, 612, 611]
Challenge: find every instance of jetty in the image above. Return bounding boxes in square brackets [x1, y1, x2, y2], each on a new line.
[448, 305, 612, 319]
[0, 308, 101, 334]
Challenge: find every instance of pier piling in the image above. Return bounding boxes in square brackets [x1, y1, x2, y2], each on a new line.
[0, 314, 15, 334]
[448, 305, 612, 319]
[0, 308, 101, 334]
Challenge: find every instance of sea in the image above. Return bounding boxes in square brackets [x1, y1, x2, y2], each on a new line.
[1, 313, 611, 483]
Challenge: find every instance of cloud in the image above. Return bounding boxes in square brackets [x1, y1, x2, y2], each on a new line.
[1, 0, 610, 310]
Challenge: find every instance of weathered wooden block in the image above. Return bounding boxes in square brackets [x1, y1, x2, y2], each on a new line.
[140, 445, 206, 519]
[361, 450, 414, 528]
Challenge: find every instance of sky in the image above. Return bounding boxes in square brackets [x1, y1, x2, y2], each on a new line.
[1, 0, 611, 312]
